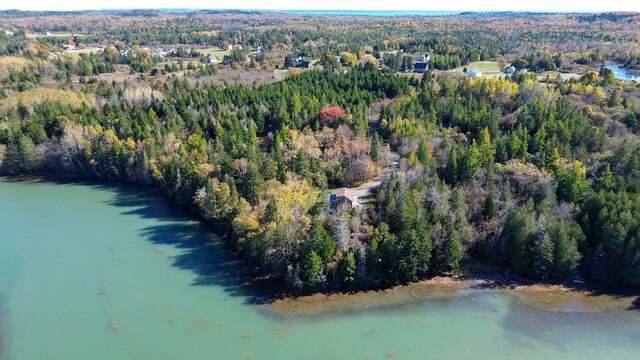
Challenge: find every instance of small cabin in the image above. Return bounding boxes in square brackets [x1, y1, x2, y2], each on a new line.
[329, 188, 358, 212]
[506, 66, 516, 75]
[206, 55, 218, 63]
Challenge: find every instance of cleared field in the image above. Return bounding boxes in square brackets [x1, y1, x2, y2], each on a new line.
[194, 48, 230, 58]
[453, 61, 503, 74]
[65, 48, 103, 55]
[26, 32, 78, 38]
[539, 71, 581, 80]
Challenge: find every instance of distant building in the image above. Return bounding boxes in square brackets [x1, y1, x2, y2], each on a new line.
[413, 62, 429, 73]
[518, 68, 528, 74]
[4, 30, 14, 36]
[62, 44, 76, 50]
[295, 56, 313, 68]
[467, 70, 482, 77]
[412, 53, 430, 73]
[251, 46, 262, 53]
[379, 50, 400, 59]
[329, 188, 358, 212]
[206, 55, 218, 63]
[506, 66, 516, 75]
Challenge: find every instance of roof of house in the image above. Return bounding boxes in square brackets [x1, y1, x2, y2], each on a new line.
[335, 187, 356, 202]
[414, 62, 428, 70]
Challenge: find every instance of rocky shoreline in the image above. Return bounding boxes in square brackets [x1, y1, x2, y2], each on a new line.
[263, 275, 640, 318]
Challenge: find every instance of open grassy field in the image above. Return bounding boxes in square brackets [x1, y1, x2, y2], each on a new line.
[65, 48, 103, 55]
[193, 48, 230, 58]
[26, 32, 78, 39]
[453, 61, 503, 74]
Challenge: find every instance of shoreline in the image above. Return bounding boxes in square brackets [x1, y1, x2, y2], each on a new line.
[3, 176, 639, 317]
[263, 275, 640, 318]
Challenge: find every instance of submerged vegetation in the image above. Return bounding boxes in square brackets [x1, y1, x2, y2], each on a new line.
[1, 10, 640, 292]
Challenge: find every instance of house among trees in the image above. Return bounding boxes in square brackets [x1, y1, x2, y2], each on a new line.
[206, 55, 218, 63]
[466, 70, 482, 77]
[413, 53, 430, 73]
[413, 62, 429, 73]
[295, 56, 314, 68]
[506, 66, 516, 75]
[329, 188, 358, 212]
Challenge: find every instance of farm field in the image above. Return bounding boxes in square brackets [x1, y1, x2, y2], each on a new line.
[453, 61, 503, 74]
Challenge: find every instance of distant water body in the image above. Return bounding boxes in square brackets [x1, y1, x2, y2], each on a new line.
[603, 64, 640, 82]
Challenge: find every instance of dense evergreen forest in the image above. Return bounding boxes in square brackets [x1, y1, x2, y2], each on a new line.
[1, 10, 640, 292]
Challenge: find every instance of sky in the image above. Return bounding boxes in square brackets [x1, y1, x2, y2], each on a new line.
[2, 0, 640, 12]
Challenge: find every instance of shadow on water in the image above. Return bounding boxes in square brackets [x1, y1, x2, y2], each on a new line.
[84, 181, 282, 306]
[569, 284, 640, 312]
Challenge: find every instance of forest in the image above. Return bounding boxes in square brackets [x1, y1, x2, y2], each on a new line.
[1, 10, 640, 292]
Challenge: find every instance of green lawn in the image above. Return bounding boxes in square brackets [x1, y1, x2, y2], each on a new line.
[453, 61, 503, 74]
[194, 48, 230, 58]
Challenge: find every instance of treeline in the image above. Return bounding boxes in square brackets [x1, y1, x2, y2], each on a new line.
[368, 71, 640, 287]
[3, 11, 640, 72]
[2, 62, 640, 290]
[0, 67, 413, 289]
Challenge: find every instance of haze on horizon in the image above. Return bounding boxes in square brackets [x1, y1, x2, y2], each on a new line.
[2, 0, 639, 13]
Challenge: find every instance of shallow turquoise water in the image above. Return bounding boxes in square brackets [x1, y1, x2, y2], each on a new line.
[1, 180, 639, 360]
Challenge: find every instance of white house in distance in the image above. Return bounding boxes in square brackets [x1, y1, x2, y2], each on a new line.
[467, 70, 482, 77]
[295, 55, 314, 68]
[506, 66, 516, 75]
[206, 55, 218, 63]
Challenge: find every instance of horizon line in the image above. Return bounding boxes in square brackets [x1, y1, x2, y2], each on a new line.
[0, 8, 636, 14]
